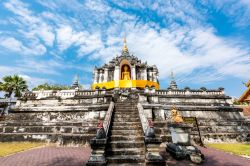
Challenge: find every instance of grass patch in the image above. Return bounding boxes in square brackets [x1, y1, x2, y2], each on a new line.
[208, 143, 250, 156]
[0, 142, 46, 157]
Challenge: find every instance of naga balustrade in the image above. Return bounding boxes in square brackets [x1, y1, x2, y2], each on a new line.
[103, 101, 114, 137]
[87, 101, 115, 166]
[137, 103, 150, 135]
[137, 103, 165, 165]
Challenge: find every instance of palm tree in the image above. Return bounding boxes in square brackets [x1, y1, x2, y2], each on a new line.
[0, 75, 28, 115]
[0, 75, 28, 98]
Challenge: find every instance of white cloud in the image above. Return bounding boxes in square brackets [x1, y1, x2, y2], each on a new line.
[4, 0, 55, 50]
[84, 0, 109, 12]
[56, 25, 103, 56]
[18, 74, 50, 89]
[0, 37, 23, 52]
[0, 37, 46, 56]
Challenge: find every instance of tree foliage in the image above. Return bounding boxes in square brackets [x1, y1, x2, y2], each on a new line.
[0, 75, 28, 98]
[32, 83, 71, 91]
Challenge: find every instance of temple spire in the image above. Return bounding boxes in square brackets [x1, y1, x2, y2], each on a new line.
[168, 70, 178, 90]
[122, 36, 129, 53]
[71, 74, 80, 89]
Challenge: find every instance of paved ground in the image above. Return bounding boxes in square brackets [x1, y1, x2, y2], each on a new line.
[0, 146, 91, 166]
[0, 146, 249, 166]
[161, 147, 250, 166]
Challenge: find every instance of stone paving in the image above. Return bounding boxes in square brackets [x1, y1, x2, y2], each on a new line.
[0, 146, 249, 166]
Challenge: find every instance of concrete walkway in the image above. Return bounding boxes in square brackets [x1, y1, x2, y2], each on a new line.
[0, 146, 249, 166]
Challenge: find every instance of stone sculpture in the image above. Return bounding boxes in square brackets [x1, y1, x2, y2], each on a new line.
[171, 105, 184, 123]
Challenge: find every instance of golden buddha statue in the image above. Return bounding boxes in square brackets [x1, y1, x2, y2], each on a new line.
[171, 105, 184, 123]
[122, 65, 131, 80]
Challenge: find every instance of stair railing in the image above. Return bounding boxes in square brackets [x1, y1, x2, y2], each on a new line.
[137, 103, 165, 165]
[137, 103, 148, 135]
[87, 101, 115, 166]
[103, 101, 114, 137]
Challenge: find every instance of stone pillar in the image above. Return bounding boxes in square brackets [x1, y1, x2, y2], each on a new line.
[152, 68, 158, 82]
[131, 65, 136, 80]
[96, 71, 100, 83]
[142, 67, 147, 80]
[103, 68, 108, 82]
[114, 66, 120, 81]
[100, 70, 104, 83]
[114, 65, 120, 88]
[93, 68, 98, 84]
[148, 71, 152, 81]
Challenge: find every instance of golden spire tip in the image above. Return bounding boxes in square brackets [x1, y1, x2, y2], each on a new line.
[122, 36, 128, 53]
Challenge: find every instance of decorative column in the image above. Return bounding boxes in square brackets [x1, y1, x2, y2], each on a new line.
[114, 65, 120, 89]
[100, 70, 104, 83]
[142, 67, 147, 80]
[103, 68, 108, 82]
[97, 70, 100, 83]
[93, 68, 98, 84]
[131, 65, 136, 80]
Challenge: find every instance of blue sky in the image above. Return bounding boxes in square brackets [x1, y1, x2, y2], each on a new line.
[0, 0, 250, 97]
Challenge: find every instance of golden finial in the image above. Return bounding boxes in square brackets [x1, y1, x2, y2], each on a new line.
[123, 36, 129, 53]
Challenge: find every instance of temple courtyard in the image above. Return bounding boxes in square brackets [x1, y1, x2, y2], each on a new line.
[0, 144, 249, 166]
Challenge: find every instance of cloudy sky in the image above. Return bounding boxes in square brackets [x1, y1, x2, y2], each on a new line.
[0, 0, 249, 97]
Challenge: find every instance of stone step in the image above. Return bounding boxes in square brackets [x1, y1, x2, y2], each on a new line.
[153, 121, 167, 128]
[0, 121, 98, 127]
[112, 122, 141, 126]
[115, 105, 137, 107]
[113, 113, 138, 116]
[113, 114, 139, 118]
[111, 126, 141, 130]
[115, 108, 137, 111]
[112, 118, 140, 122]
[1, 126, 96, 134]
[114, 111, 138, 114]
[110, 130, 143, 135]
[108, 141, 145, 148]
[107, 155, 145, 164]
[109, 135, 144, 141]
[0, 133, 95, 144]
[106, 148, 145, 155]
[107, 163, 145, 166]
[115, 103, 137, 105]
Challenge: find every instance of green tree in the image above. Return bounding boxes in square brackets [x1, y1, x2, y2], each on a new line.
[0, 75, 28, 98]
[0, 82, 2, 91]
[32, 83, 70, 91]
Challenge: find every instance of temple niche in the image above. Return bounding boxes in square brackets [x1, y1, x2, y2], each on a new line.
[92, 38, 159, 90]
[121, 65, 131, 80]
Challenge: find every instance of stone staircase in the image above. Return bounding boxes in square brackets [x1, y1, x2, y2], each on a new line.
[106, 99, 146, 165]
